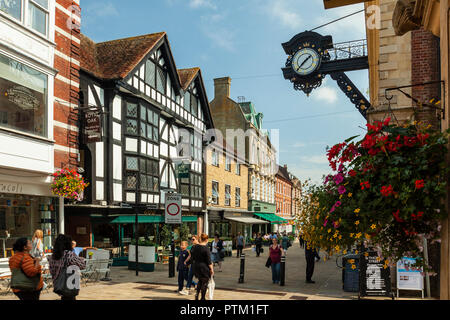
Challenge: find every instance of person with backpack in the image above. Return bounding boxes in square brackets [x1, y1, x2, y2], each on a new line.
[48, 234, 86, 300]
[8, 238, 43, 300]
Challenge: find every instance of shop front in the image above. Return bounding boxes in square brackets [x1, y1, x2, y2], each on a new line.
[0, 178, 59, 258]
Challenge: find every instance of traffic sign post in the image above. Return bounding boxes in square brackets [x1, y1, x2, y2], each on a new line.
[165, 192, 182, 278]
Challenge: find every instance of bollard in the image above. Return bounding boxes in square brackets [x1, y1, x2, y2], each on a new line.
[280, 255, 286, 286]
[169, 242, 175, 278]
[238, 253, 245, 283]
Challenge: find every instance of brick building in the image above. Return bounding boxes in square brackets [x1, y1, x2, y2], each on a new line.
[205, 139, 266, 244]
[275, 165, 293, 233]
[0, 0, 80, 255]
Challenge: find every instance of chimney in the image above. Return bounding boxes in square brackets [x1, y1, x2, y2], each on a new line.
[284, 164, 287, 169]
[214, 77, 231, 99]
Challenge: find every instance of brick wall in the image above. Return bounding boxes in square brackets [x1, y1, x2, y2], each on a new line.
[275, 176, 292, 218]
[411, 29, 440, 128]
[53, 0, 81, 170]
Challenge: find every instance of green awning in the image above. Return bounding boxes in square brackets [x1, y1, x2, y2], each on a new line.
[111, 215, 198, 224]
[253, 213, 288, 224]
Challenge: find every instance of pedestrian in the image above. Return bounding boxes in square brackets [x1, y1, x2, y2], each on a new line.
[255, 233, 263, 257]
[48, 234, 86, 300]
[281, 233, 290, 252]
[236, 232, 244, 258]
[8, 238, 43, 300]
[299, 233, 305, 248]
[186, 235, 199, 293]
[31, 229, 44, 261]
[305, 241, 317, 283]
[177, 241, 190, 295]
[210, 234, 224, 272]
[190, 233, 214, 300]
[268, 238, 284, 284]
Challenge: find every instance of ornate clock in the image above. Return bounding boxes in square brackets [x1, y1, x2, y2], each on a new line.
[292, 47, 321, 76]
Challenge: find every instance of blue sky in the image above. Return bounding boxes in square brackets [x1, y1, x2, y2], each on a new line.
[81, 0, 368, 184]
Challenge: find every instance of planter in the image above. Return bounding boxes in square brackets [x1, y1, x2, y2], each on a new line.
[128, 245, 156, 272]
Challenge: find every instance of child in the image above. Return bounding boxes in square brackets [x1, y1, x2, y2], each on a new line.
[177, 241, 191, 295]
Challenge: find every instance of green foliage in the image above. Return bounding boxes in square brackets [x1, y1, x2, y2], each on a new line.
[179, 223, 190, 241]
[160, 224, 172, 247]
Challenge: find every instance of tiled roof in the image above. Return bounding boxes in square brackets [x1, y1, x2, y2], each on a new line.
[277, 165, 292, 183]
[80, 32, 166, 80]
[178, 68, 200, 90]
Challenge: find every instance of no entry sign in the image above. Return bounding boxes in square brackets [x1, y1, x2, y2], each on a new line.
[165, 193, 182, 224]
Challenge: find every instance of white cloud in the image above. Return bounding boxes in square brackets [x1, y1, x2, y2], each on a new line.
[189, 0, 217, 9]
[311, 85, 338, 104]
[203, 28, 236, 52]
[264, 0, 302, 30]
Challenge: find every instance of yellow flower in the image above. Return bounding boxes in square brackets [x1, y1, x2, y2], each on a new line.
[383, 264, 388, 269]
[376, 257, 381, 262]
[355, 250, 359, 254]
[364, 252, 369, 257]
[351, 264, 356, 270]
[354, 208, 360, 214]
[348, 259, 355, 264]
[365, 234, 371, 240]
[348, 193, 352, 197]
[339, 195, 343, 199]
[343, 250, 347, 254]
[350, 233, 354, 238]
[338, 235, 342, 240]
[328, 228, 332, 233]
[355, 232, 362, 239]
[335, 245, 340, 252]
[370, 224, 377, 230]
[355, 220, 360, 225]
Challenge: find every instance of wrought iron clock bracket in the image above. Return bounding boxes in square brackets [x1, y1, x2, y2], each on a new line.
[329, 72, 370, 119]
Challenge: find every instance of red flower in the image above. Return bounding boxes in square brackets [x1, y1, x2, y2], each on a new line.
[381, 185, 394, 197]
[360, 181, 370, 190]
[393, 210, 405, 223]
[415, 179, 425, 189]
[348, 170, 357, 177]
[412, 211, 424, 220]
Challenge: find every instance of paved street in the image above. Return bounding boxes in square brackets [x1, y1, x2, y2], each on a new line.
[1, 241, 357, 300]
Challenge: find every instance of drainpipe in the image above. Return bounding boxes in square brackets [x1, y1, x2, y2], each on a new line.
[58, 196, 65, 234]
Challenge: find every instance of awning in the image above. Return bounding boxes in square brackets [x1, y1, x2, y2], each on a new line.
[224, 216, 269, 224]
[111, 215, 198, 224]
[253, 213, 288, 224]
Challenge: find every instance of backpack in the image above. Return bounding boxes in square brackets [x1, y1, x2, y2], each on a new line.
[53, 252, 80, 298]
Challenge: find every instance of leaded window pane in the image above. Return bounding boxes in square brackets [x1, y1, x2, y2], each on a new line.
[126, 103, 138, 117]
[156, 68, 165, 93]
[140, 174, 147, 190]
[147, 109, 153, 124]
[140, 123, 146, 137]
[146, 124, 152, 140]
[140, 105, 146, 121]
[126, 172, 137, 189]
[126, 119, 137, 135]
[126, 157, 138, 170]
[145, 60, 156, 87]
[152, 113, 159, 126]
[140, 158, 146, 173]
[153, 177, 159, 191]
[153, 127, 159, 141]
[191, 95, 198, 117]
[184, 91, 190, 112]
[181, 184, 189, 196]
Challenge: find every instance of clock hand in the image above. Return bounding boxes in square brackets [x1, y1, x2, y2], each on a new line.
[299, 55, 312, 69]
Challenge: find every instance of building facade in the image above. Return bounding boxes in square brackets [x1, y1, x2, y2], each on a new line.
[209, 77, 280, 234]
[0, 0, 81, 256]
[67, 32, 214, 250]
[274, 165, 293, 234]
[205, 139, 265, 243]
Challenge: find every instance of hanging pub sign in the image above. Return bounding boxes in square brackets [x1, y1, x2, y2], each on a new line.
[359, 251, 394, 299]
[176, 163, 190, 179]
[83, 110, 102, 143]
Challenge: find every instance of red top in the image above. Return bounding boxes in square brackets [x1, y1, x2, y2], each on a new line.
[269, 245, 282, 264]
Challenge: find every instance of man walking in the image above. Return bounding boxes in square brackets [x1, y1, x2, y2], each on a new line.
[236, 232, 244, 258]
[304, 241, 317, 284]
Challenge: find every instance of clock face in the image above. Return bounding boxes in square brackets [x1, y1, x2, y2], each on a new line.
[292, 48, 321, 76]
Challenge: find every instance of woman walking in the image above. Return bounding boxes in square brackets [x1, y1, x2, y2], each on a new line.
[186, 235, 199, 293]
[268, 238, 284, 284]
[190, 233, 214, 300]
[31, 230, 44, 261]
[48, 234, 86, 300]
[8, 238, 43, 300]
[255, 233, 263, 257]
[210, 234, 224, 272]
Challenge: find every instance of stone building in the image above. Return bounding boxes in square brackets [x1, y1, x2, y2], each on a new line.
[0, 0, 81, 255]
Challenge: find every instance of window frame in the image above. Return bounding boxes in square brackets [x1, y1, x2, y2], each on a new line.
[235, 187, 240, 207]
[211, 181, 219, 205]
[224, 184, 231, 206]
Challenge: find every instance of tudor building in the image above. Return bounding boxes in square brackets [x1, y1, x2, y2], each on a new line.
[65, 32, 213, 249]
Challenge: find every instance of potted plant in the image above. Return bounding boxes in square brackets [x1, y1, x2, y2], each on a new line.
[128, 239, 156, 272]
[50, 169, 89, 201]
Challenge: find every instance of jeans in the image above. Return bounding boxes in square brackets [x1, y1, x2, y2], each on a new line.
[271, 262, 281, 283]
[256, 245, 262, 257]
[305, 251, 316, 281]
[14, 289, 41, 301]
[237, 245, 243, 257]
[178, 268, 189, 291]
[186, 266, 194, 289]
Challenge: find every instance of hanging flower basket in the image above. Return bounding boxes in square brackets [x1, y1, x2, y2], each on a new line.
[51, 169, 89, 201]
[299, 119, 450, 269]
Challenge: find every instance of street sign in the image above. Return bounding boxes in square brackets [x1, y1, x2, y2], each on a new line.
[359, 251, 394, 299]
[165, 193, 182, 224]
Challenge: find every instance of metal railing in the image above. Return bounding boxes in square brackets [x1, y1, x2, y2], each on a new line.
[328, 39, 368, 61]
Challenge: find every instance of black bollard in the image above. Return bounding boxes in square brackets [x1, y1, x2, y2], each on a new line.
[169, 240, 175, 278]
[238, 253, 245, 283]
[280, 255, 286, 286]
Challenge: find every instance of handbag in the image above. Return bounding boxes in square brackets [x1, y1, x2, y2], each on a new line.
[208, 277, 215, 300]
[53, 253, 80, 298]
[10, 255, 41, 292]
[265, 257, 272, 268]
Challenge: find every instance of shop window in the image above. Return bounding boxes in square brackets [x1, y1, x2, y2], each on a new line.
[0, 53, 48, 137]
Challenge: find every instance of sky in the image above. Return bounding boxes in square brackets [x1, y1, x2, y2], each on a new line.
[81, 0, 369, 185]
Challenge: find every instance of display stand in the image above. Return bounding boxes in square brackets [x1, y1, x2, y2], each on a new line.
[359, 251, 395, 300]
[396, 257, 425, 299]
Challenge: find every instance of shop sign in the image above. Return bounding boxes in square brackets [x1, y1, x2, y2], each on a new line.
[0, 182, 24, 194]
[6, 86, 40, 110]
[165, 193, 182, 224]
[83, 110, 102, 143]
[176, 163, 190, 179]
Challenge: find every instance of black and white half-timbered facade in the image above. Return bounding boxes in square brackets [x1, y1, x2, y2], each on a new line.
[65, 32, 213, 249]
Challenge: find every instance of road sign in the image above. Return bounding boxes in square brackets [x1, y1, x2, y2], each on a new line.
[176, 163, 190, 179]
[165, 193, 182, 224]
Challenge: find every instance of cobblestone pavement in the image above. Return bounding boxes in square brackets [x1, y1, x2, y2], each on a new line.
[0, 241, 428, 300]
